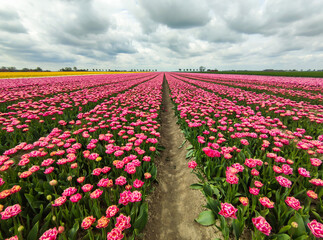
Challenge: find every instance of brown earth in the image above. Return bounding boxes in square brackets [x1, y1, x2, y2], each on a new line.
[143, 77, 221, 240]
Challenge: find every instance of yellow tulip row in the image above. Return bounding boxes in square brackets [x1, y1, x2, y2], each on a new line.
[0, 71, 136, 79]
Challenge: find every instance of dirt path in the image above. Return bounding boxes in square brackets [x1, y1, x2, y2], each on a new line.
[144, 77, 218, 240]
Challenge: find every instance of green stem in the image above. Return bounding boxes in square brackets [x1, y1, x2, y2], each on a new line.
[89, 228, 95, 240]
[13, 217, 19, 235]
[288, 175, 301, 195]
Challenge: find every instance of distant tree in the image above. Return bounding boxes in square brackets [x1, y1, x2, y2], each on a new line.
[73, 67, 77, 71]
[22, 68, 30, 72]
[8, 67, 17, 72]
[199, 66, 206, 72]
[35, 67, 42, 72]
[61, 67, 72, 71]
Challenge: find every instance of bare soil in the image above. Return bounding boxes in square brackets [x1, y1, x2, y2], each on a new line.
[143, 77, 220, 240]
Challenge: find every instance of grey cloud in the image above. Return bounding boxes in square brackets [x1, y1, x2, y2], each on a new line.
[218, 0, 323, 38]
[165, 35, 189, 53]
[0, 22, 26, 33]
[0, 9, 26, 33]
[265, 0, 322, 23]
[198, 19, 243, 43]
[65, 18, 108, 38]
[222, 53, 244, 61]
[139, 0, 210, 29]
[146, 30, 209, 59]
[35, 0, 137, 60]
[0, 9, 19, 20]
[294, 15, 323, 37]
[0, 38, 32, 50]
[297, 26, 323, 37]
[53, 29, 136, 60]
[216, 0, 266, 35]
[60, 0, 92, 2]
[104, 41, 136, 55]
[255, 36, 305, 59]
[53, 33, 82, 47]
[55, 1, 109, 38]
[130, 9, 158, 34]
[21, 52, 75, 63]
[0, 38, 75, 63]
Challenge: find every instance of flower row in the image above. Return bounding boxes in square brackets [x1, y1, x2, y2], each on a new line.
[0, 73, 154, 106]
[165, 73, 323, 239]
[0, 74, 157, 153]
[178, 73, 323, 104]
[0, 73, 163, 240]
[171, 73, 323, 138]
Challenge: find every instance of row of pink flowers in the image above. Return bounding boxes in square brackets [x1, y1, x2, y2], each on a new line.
[181, 72, 323, 91]
[166, 73, 322, 238]
[0, 73, 164, 239]
[0, 73, 155, 104]
[180, 73, 323, 101]
[0, 74, 157, 135]
[174, 73, 323, 124]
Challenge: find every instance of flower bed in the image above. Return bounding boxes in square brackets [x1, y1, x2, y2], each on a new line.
[0, 74, 157, 153]
[172, 73, 323, 138]
[0, 74, 163, 239]
[166, 73, 323, 239]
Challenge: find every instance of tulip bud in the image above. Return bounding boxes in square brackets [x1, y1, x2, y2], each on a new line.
[77, 176, 85, 183]
[291, 222, 298, 228]
[67, 176, 73, 181]
[49, 180, 58, 186]
[50, 151, 57, 156]
[52, 216, 56, 221]
[144, 172, 152, 179]
[18, 225, 24, 232]
[46, 195, 52, 201]
[58, 226, 65, 233]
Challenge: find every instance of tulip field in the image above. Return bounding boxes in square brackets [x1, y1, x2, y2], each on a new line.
[0, 72, 322, 239]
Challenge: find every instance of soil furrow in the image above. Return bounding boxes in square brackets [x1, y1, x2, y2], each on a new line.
[144, 76, 218, 240]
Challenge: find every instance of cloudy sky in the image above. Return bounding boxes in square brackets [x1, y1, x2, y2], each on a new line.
[0, 0, 322, 71]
